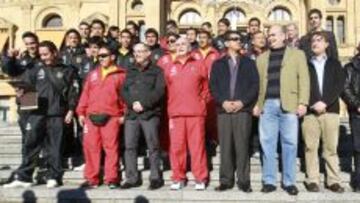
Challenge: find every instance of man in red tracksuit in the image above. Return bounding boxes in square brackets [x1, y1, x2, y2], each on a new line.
[163, 37, 209, 191]
[192, 30, 220, 151]
[76, 44, 126, 189]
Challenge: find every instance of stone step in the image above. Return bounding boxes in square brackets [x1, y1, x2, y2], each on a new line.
[0, 182, 359, 203]
[0, 169, 353, 184]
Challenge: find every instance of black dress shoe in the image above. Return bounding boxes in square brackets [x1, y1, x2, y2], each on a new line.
[215, 184, 233, 191]
[354, 184, 360, 193]
[305, 182, 320, 192]
[261, 184, 276, 193]
[121, 180, 142, 189]
[148, 180, 164, 190]
[283, 185, 299, 196]
[326, 183, 345, 193]
[238, 184, 253, 193]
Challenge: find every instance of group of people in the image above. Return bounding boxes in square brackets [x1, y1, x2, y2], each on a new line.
[1, 8, 360, 196]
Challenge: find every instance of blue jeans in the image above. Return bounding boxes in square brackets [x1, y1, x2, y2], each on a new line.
[259, 99, 298, 186]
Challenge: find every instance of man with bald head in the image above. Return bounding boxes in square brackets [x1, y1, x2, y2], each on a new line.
[121, 43, 166, 190]
[253, 25, 310, 195]
[163, 37, 210, 191]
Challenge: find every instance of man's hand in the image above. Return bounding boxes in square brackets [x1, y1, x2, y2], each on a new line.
[15, 88, 24, 98]
[297, 104, 308, 117]
[232, 100, 244, 112]
[7, 48, 19, 58]
[78, 115, 85, 127]
[357, 107, 360, 113]
[119, 116, 125, 124]
[222, 101, 235, 113]
[132, 101, 144, 113]
[311, 101, 327, 114]
[252, 105, 262, 117]
[64, 111, 74, 124]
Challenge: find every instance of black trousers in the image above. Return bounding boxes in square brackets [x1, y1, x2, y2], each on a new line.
[15, 115, 64, 182]
[124, 117, 162, 183]
[350, 114, 360, 185]
[218, 112, 252, 187]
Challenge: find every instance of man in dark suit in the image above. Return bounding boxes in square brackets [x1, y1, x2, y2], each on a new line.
[302, 31, 345, 193]
[299, 9, 338, 60]
[210, 31, 259, 192]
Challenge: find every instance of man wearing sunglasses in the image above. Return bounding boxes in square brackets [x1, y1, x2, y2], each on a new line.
[299, 9, 338, 60]
[210, 31, 259, 193]
[76, 45, 126, 189]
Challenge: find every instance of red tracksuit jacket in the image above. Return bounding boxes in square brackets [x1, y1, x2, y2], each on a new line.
[191, 47, 220, 77]
[76, 65, 126, 117]
[163, 54, 210, 118]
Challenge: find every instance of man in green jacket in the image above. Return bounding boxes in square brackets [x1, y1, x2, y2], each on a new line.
[253, 24, 310, 196]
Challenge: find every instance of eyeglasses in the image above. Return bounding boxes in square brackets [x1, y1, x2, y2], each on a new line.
[227, 37, 241, 42]
[167, 39, 177, 44]
[98, 54, 110, 59]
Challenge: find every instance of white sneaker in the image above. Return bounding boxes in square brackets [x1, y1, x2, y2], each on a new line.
[74, 164, 85, 171]
[46, 179, 58, 188]
[170, 181, 184, 190]
[3, 180, 32, 188]
[195, 182, 206, 191]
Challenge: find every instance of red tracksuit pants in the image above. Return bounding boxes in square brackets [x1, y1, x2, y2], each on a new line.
[169, 116, 208, 182]
[83, 117, 120, 185]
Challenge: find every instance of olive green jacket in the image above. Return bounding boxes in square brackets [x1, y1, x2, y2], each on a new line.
[255, 47, 310, 113]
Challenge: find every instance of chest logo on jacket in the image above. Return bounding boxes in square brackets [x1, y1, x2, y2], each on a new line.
[170, 66, 177, 76]
[37, 69, 45, 80]
[90, 72, 98, 82]
[56, 71, 64, 79]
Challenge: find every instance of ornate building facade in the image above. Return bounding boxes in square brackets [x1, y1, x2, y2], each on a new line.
[0, 0, 359, 122]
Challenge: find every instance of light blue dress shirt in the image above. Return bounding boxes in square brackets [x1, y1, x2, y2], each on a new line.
[311, 54, 328, 95]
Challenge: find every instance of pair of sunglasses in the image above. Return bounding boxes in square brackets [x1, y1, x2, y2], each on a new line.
[98, 54, 110, 59]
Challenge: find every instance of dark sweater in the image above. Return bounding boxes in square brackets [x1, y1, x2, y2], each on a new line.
[265, 47, 286, 99]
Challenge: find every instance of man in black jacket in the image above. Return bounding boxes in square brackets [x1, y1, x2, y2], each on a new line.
[3, 41, 79, 189]
[213, 18, 230, 52]
[121, 43, 165, 190]
[210, 31, 259, 192]
[301, 31, 345, 193]
[343, 42, 360, 192]
[145, 28, 164, 64]
[116, 29, 135, 69]
[299, 9, 338, 60]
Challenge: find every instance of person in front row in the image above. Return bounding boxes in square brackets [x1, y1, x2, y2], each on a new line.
[302, 31, 345, 193]
[210, 31, 259, 192]
[163, 37, 209, 190]
[121, 43, 166, 190]
[253, 25, 310, 196]
[76, 45, 126, 189]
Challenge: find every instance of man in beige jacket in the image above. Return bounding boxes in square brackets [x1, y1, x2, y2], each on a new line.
[253, 25, 310, 196]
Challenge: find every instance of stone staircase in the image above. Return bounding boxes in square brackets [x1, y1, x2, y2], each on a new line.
[0, 122, 360, 202]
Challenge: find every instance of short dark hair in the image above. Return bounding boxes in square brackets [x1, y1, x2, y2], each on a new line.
[79, 21, 89, 27]
[108, 26, 119, 32]
[99, 44, 116, 55]
[166, 20, 178, 28]
[218, 18, 230, 27]
[198, 29, 212, 38]
[186, 27, 198, 35]
[22, 32, 39, 43]
[120, 29, 133, 36]
[224, 31, 241, 41]
[91, 19, 106, 30]
[126, 20, 139, 31]
[39, 40, 58, 54]
[88, 36, 105, 47]
[249, 17, 261, 26]
[311, 31, 329, 43]
[201, 22, 212, 28]
[166, 32, 180, 39]
[308, 9, 323, 19]
[145, 28, 159, 39]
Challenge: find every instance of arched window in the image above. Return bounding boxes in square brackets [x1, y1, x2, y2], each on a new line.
[224, 8, 246, 24]
[179, 10, 201, 25]
[42, 14, 62, 28]
[326, 16, 334, 32]
[268, 7, 292, 21]
[337, 16, 345, 44]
